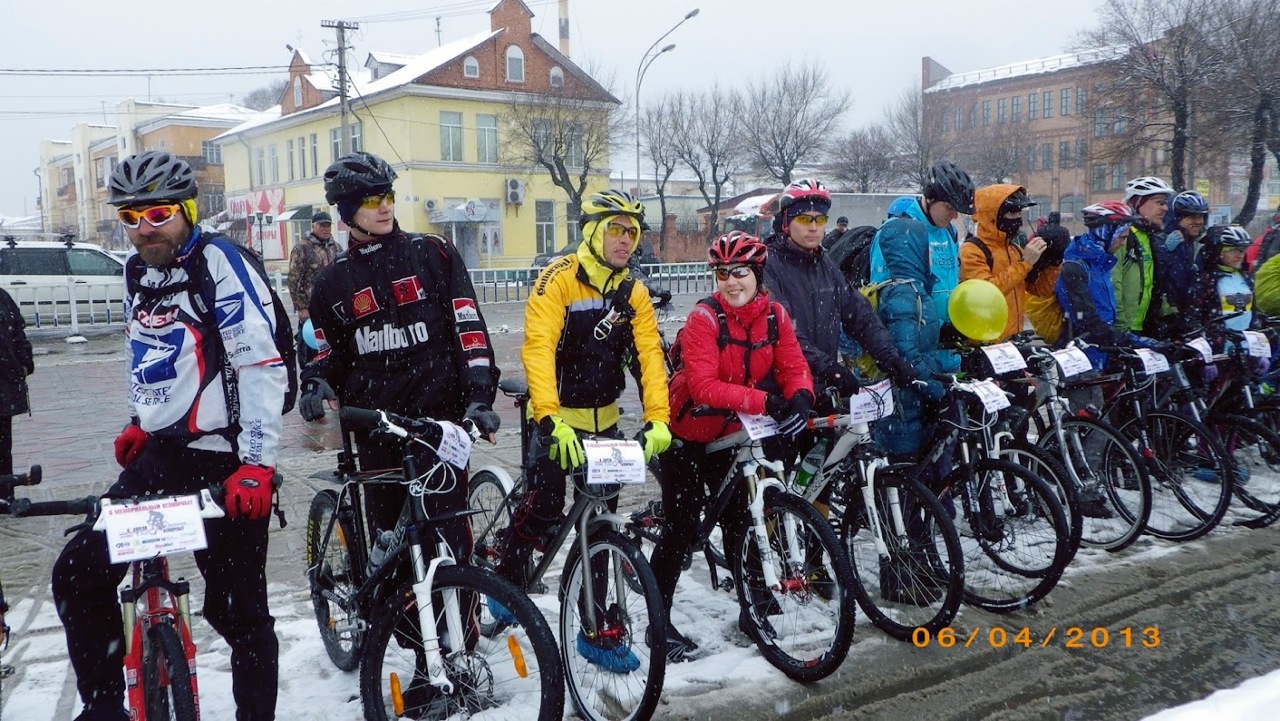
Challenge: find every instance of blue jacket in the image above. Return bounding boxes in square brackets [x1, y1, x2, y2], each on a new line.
[873, 227, 955, 456]
[1056, 227, 1141, 369]
[1154, 215, 1205, 328]
[870, 197, 959, 323]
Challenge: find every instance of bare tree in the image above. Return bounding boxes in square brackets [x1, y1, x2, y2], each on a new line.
[954, 121, 1024, 186]
[639, 93, 682, 254]
[740, 63, 851, 184]
[240, 79, 289, 111]
[886, 84, 953, 190]
[670, 87, 745, 241]
[829, 125, 898, 193]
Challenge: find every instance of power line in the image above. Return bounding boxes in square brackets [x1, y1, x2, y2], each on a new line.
[0, 65, 302, 77]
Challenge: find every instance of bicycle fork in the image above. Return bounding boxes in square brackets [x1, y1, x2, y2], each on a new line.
[408, 537, 459, 695]
[744, 458, 793, 592]
[859, 459, 905, 561]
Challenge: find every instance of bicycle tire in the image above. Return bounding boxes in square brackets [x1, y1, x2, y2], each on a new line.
[839, 471, 963, 641]
[468, 470, 514, 571]
[307, 489, 364, 671]
[732, 487, 856, 682]
[360, 568, 564, 721]
[943, 459, 1071, 613]
[999, 441, 1083, 561]
[1119, 411, 1233, 541]
[1038, 417, 1152, 552]
[143, 623, 197, 721]
[1208, 413, 1280, 528]
[558, 529, 665, 721]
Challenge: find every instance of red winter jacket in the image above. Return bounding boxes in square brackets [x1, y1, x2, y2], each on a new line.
[669, 291, 813, 443]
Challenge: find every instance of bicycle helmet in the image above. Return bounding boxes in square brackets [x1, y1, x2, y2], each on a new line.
[1123, 176, 1173, 205]
[923, 160, 976, 214]
[1170, 191, 1209, 217]
[1214, 225, 1253, 247]
[108, 151, 197, 206]
[578, 189, 645, 228]
[323, 152, 397, 205]
[708, 231, 768, 268]
[1081, 201, 1138, 229]
[773, 179, 831, 233]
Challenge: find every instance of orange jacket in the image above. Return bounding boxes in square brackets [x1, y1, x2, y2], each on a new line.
[959, 184, 1060, 342]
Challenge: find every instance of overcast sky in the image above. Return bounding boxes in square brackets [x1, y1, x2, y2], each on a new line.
[0, 0, 1105, 219]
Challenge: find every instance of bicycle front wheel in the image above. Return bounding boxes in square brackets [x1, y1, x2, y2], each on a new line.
[998, 441, 1082, 562]
[143, 623, 197, 721]
[307, 488, 364, 671]
[559, 529, 664, 721]
[1121, 411, 1233, 541]
[733, 487, 856, 682]
[360, 568, 564, 721]
[1209, 413, 1280, 528]
[840, 471, 963, 641]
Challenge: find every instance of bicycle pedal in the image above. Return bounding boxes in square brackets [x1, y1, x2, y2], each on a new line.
[717, 578, 734, 593]
[530, 580, 549, 595]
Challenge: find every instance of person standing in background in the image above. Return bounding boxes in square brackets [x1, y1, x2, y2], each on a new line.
[0, 287, 33, 498]
[288, 211, 341, 365]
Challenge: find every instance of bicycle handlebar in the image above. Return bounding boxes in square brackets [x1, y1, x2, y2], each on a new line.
[340, 406, 481, 443]
[0, 464, 41, 495]
[9, 496, 98, 519]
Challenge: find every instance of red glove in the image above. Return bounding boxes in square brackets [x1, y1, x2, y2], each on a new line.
[223, 464, 275, 520]
[114, 424, 148, 468]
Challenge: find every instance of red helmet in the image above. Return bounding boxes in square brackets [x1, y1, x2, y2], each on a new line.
[708, 231, 768, 267]
[1081, 200, 1138, 229]
[776, 179, 831, 215]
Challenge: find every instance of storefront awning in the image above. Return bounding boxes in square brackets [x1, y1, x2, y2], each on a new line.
[275, 205, 316, 223]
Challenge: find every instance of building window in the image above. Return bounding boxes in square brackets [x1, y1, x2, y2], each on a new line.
[1076, 140, 1088, 167]
[286, 140, 295, 181]
[505, 46, 524, 83]
[1027, 144, 1038, 171]
[310, 133, 319, 174]
[1094, 110, 1108, 137]
[293, 77, 303, 107]
[566, 124, 584, 168]
[942, 110, 951, 133]
[94, 157, 105, 188]
[1112, 112, 1127, 135]
[350, 122, 362, 153]
[1028, 93, 1038, 120]
[476, 114, 498, 164]
[982, 100, 991, 126]
[968, 104, 977, 128]
[1058, 141, 1069, 169]
[1077, 87, 1087, 113]
[535, 200, 556, 254]
[269, 144, 279, 184]
[1092, 164, 1108, 192]
[255, 147, 266, 186]
[1061, 88, 1072, 116]
[463, 55, 480, 79]
[997, 98, 1007, 124]
[1111, 163, 1125, 190]
[1011, 96, 1021, 122]
[550, 66, 564, 88]
[1060, 194, 1084, 219]
[298, 136, 307, 178]
[954, 107, 962, 130]
[331, 128, 341, 163]
[201, 140, 221, 164]
[1042, 145, 1053, 171]
[1043, 92, 1053, 119]
[440, 111, 463, 162]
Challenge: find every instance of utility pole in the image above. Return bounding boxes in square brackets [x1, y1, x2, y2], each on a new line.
[321, 19, 360, 156]
[435, 18, 442, 47]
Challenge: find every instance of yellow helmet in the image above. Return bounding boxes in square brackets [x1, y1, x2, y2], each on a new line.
[579, 189, 645, 229]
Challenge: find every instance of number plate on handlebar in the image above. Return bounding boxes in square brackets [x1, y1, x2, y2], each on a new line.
[582, 439, 647, 486]
[1134, 348, 1170, 375]
[1187, 336, 1214, 364]
[99, 495, 209, 564]
[436, 421, 474, 469]
[970, 380, 1011, 412]
[739, 413, 781, 440]
[1244, 331, 1272, 358]
[1051, 347, 1092, 377]
[849, 379, 895, 423]
[982, 342, 1027, 373]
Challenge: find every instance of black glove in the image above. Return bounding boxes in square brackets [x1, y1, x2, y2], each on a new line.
[764, 393, 789, 421]
[1028, 225, 1070, 283]
[299, 378, 337, 422]
[465, 402, 501, 439]
[824, 366, 861, 397]
[888, 359, 920, 389]
[775, 390, 814, 438]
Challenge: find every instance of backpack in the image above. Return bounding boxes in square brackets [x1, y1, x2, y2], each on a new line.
[1259, 226, 1280, 267]
[126, 234, 298, 418]
[668, 295, 778, 374]
[832, 226, 879, 288]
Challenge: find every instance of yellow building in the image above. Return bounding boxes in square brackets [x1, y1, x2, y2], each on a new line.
[215, 0, 617, 269]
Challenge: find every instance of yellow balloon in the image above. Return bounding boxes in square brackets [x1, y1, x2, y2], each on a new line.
[949, 279, 1009, 342]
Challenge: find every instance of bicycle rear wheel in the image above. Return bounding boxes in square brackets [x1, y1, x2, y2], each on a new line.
[468, 470, 513, 571]
[1208, 413, 1280, 528]
[998, 441, 1082, 562]
[559, 529, 664, 721]
[307, 488, 364, 671]
[733, 487, 856, 682]
[1120, 412, 1233, 541]
[840, 471, 963, 641]
[143, 623, 197, 721]
[360, 568, 564, 721]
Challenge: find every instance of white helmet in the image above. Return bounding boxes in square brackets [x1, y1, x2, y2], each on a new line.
[1123, 176, 1173, 205]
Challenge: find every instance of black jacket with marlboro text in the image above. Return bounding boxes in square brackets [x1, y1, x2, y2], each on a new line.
[302, 229, 497, 422]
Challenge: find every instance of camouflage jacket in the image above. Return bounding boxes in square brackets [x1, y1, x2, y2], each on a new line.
[288, 233, 341, 312]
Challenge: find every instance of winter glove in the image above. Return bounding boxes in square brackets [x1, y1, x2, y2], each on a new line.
[823, 365, 861, 397]
[918, 378, 947, 403]
[887, 359, 921, 390]
[764, 393, 789, 420]
[775, 390, 814, 439]
[464, 402, 501, 441]
[638, 421, 673, 463]
[223, 464, 275, 521]
[114, 423, 148, 468]
[541, 415, 585, 470]
[299, 378, 338, 422]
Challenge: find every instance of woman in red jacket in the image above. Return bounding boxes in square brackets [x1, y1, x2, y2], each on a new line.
[651, 231, 814, 661]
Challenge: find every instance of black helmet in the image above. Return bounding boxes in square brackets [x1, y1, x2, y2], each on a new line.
[923, 160, 976, 215]
[323, 152, 397, 205]
[999, 188, 1037, 214]
[108, 151, 197, 206]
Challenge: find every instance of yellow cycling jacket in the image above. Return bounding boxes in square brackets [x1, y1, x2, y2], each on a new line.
[523, 251, 670, 432]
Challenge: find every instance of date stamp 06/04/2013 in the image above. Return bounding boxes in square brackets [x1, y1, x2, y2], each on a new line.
[912, 626, 1162, 650]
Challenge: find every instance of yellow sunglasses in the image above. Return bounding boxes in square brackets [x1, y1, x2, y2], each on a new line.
[604, 223, 640, 240]
[791, 214, 828, 227]
[118, 204, 182, 229]
[360, 191, 396, 209]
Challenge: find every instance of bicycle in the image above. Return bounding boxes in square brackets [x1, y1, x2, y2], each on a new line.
[305, 406, 563, 721]
[8, 483, 227, 721]
[467, 378, 665, 721]
[0, 465, 41, 718]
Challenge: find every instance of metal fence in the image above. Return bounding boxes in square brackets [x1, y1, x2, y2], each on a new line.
[468, 262, 713, 304]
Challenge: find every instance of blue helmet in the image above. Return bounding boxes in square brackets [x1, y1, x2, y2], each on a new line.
[887, 196, 917, 218]
[1170, 191, 1209, 217]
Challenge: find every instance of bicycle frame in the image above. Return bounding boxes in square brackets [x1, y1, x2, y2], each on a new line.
[802, 416, 905, 562]
[121, 557, 198, 719]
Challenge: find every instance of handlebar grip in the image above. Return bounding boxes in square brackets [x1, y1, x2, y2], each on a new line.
[11, 496, 98, 518]
[930, 372, 957, 383]
[339, 406, 386, 429]
[0, 464, 41, 491]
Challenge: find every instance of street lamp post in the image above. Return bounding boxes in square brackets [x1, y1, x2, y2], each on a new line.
[634, 8, 699, 199]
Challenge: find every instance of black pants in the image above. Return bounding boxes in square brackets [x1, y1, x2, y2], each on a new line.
[0, 415, 12, 500]
[51, 441, 277, 720]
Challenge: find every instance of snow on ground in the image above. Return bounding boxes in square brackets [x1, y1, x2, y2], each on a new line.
[1141, 668, 1280, 721]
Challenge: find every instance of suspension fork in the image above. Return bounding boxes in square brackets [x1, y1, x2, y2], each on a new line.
[858, 458, 901, 559]
[407, 533, 457, 694]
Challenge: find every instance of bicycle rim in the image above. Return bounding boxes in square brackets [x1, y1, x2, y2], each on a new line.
[840, 472, 963, 641]
[999, 442, 1083, 561]
[360, 570, 564, 721]
[307, 489, 364, 671]
[468, 471, 513, 571]
[733, 488, 855, 682]
[1125, 412, 1233, 541]
[1209, 414, 1280, 528]
[558, 530, 664, 721]
[1037, 419, 1151, 552]
[143, 623, 197, 721]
